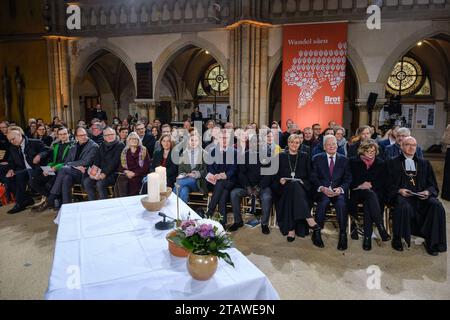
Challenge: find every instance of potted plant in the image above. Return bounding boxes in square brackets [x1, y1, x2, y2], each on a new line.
[168, 218, 235, 280]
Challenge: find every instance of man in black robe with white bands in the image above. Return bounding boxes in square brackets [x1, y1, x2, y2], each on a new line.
[387, 136, 447, 256]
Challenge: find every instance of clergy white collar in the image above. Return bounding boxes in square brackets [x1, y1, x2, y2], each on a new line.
[403, 153, 416, 171]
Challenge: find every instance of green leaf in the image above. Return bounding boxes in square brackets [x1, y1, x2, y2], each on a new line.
[181, 239, 194, 251]
[209, 241, 217, 251]
[217, 252, 235, 268]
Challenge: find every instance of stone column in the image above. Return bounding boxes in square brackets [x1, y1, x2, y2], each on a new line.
[372, 101, 386, 128]
[355, 100, 368, 127]
[46, 37, 72, 127]
[445, 102, 450, 125]
[229, 22, 269, 127]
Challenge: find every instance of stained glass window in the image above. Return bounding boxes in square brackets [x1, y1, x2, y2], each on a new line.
[386, 56, 428, 96]
[416, 77, 431, 96]
[202, 63, 229, 96]
[197, 82, 207, 96]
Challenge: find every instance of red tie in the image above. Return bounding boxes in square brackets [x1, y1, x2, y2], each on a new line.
[329, 156, 335, 177]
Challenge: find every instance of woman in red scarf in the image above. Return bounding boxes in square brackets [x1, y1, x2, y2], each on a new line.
[349, 140, 390, 251]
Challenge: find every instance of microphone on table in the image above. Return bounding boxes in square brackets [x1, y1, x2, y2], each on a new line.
[155, 212, 175, 230]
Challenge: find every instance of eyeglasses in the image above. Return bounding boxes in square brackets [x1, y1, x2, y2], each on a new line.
[76, 134, 87, 137]
[104, 134, 115, 137]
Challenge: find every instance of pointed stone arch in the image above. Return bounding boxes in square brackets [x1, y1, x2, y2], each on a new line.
[153, 35, 228, 100]
[376, 24, 450, 85]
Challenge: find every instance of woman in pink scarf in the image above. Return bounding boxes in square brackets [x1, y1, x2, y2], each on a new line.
[348, 140, 391, 251]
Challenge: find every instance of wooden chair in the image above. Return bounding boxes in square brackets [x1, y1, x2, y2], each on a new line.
[187, 191, 209, 208]
[348, 203, 392, 239]
[71, 184, 88, 201]
[311, 202, 345, 234]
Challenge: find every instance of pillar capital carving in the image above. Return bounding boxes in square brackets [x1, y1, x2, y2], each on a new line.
[355, 102, 368, 112]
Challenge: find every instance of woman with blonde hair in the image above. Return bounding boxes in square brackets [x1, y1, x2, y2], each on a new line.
[441, 124, 450, 200]
[273, 134, 323, 246]
[115, 132, 150, 197]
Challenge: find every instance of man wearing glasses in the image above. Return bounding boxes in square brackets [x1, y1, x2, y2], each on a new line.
[30, 127, 73, 212]
[45, 127, 99, 209]
[82, 127, 125, 200]
[384, 127, 424, 161]
[135, 121, 155, 158]
[387, 136, 446, 256]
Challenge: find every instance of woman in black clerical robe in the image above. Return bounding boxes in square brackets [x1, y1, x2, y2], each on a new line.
[349, 140, 391, 251]
[272, 134, 323, 247]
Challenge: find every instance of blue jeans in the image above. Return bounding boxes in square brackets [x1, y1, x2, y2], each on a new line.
[174, 177, 199, 203]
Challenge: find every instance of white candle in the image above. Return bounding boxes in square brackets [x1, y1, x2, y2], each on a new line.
[155, 166, 167, 192]
[147, 173, 160, 202]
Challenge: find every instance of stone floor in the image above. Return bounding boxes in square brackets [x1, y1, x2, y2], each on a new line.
[0, 160, 449, 300]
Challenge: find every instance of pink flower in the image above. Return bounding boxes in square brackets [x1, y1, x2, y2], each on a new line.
[198, 224, 215, 239]
[184, 225, 198, 237]
[181, 220, 195, 230]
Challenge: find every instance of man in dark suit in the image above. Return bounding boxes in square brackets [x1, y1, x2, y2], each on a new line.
[378, 125, 399, 151]
[311, 134, 352, 250]
[82, 127, 124, 200]
[205, 129, 237, 226]
[384, 127, 423, 160]
[92, 104, 108, 122]
[135, 121, 155, 158]
[0, 121, 11, 198]
[46, 127, 99, 207]
[229, 143, 275, 234]
[5, 126, 49, 213]
[191, 105, 203, 122]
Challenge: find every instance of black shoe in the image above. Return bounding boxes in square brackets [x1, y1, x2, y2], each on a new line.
[392, 238, 403, 251]
[7, 205, 27, 214]
[261, 225, 270, 234]
[311, 225, 324, 248]
[377, 225, 391, 242]
[363, 236, 372, 251]
[423, 241, 438, 256]
[337, 233, 348, 251]
[287, 235, 295, 242]
[54, 198, 61, 210]
[23, 198, 35, 208]
[228, 221, 244, 232]
[350, 221, 359, 240]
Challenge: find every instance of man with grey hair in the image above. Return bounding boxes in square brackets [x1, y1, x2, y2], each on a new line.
[387, 136, 446, 256]
[82, 127, 125, 200]
[89, 122, 104, 145]
[384, 127, 423, 160]
[311, 134, 352, 250]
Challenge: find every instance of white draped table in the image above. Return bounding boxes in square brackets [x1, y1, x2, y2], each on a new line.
[45, 193, 280, 300]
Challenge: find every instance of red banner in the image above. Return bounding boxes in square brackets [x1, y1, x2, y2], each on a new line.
[281, 22, 348, 131]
